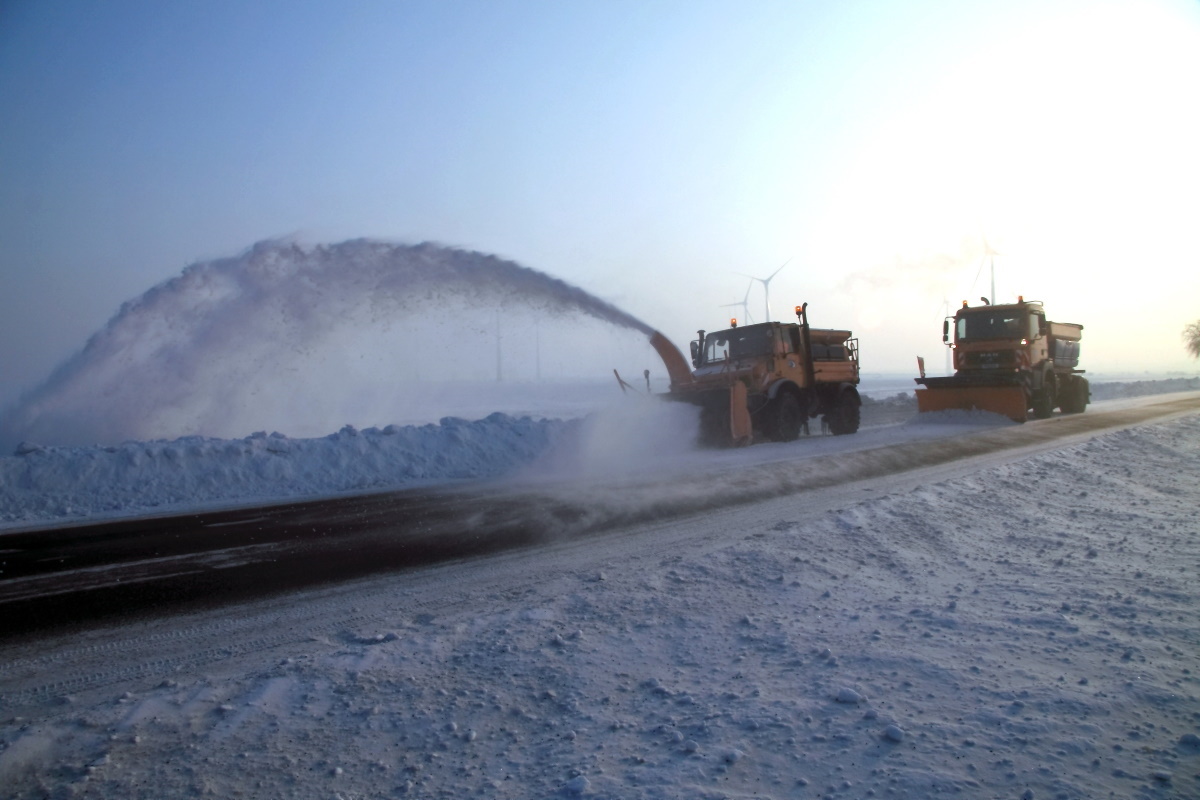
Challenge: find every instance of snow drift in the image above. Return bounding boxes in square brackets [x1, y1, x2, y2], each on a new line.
[0, 414, 580, 527]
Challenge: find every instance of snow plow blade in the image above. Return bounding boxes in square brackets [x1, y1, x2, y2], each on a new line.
[915, 385, 1029, 422]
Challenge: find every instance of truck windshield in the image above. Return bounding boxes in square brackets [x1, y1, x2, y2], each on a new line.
[702, 324, 775, 364]
[957, 311, 1027, 341]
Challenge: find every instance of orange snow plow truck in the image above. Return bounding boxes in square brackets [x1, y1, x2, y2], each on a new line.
[914, 296, 1088, 422]
[630, 303, 861, 446]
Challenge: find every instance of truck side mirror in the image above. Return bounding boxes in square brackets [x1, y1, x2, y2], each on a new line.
[689, 340, 700, 367]
[942, 319, 949, 343]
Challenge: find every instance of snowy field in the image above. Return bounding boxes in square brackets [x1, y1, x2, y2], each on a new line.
[1, 393, 1199, 799]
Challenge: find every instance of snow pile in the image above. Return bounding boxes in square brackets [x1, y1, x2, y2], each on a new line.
[1091, 376, 1200, 399]
[857, 391, 919, 427]
[0, 414, 577, 526]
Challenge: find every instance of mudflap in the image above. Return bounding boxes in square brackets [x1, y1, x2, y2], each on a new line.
[915, 385, 1029, 422]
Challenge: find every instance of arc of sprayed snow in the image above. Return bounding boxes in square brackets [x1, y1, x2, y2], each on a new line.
[0, 239, 659, 448]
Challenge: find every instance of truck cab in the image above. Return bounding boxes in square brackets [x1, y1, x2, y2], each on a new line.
[666, 306, 861, 444]
[947, 300, 1049, 374]
[691, 321, 859, 388]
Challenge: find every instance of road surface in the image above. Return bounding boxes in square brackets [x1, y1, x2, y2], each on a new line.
[2, 392, 1198, 637]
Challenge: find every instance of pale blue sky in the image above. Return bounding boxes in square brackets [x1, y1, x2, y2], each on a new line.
[3, 0, 1199, 407]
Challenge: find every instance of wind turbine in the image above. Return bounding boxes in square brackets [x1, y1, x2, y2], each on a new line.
[739, 259, 790, 322]
[719, 280, 755, 325]
[982, 238, 1000, 304]
[969, 238, 1001, 304]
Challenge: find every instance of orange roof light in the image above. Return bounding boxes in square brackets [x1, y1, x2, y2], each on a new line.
[962, 300, 968, 307]
[1018, 295, 1024, 303]
[730, 317, 737, 328]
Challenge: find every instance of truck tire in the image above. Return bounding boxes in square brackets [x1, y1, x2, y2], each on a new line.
[1032, 372, 1056, 419]
[767, 392, 803, 442]
[698, 403, 730, 447]
[824, 390, 860, 435]
[1060, 376, 1089, 414]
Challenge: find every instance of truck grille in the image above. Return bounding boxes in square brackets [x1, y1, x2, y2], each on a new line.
[961, 350, 1017, 370]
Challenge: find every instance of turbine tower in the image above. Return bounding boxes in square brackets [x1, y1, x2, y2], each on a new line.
[970, 237, 1002, 304]
[719, 280, 755, 325]
[982, 238, 1000, 304]
[739, 259, 790, 322]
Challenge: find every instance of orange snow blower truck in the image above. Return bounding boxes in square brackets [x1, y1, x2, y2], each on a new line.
[626, 304, 861, 446]
[915, 296, 1088, 422]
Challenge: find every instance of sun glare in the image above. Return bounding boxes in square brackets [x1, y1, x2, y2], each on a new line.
[816, 3, 1199, 270]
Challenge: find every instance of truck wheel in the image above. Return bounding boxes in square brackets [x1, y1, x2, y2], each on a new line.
[770, 392, 803, 442]
[1032, 373, 1055, 419]
[1061, 376, 1089, 414]
[825, 391, 860, 435]
[698, 404, 729, 447]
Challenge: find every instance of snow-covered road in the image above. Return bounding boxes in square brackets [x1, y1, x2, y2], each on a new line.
[2, 398, 1199, 799]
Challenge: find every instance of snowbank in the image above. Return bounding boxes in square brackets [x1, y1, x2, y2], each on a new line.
[1090, 376, 1200, 399]
[0, 414, 577, 527]
[0, 379, 1192, 530]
